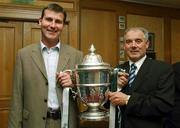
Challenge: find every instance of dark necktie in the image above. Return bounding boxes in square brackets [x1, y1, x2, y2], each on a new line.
[128, 63, 137, 87]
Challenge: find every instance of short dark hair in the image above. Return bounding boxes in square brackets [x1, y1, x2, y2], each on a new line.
[41, 3, 67, 24]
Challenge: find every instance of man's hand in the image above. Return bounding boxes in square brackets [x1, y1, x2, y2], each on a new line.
[117, 72, 129, 88]
[56, 71, 74, 87]
[107, 91, 130, 106]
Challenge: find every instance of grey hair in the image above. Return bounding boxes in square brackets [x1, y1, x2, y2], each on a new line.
[124, 27, 149, 41]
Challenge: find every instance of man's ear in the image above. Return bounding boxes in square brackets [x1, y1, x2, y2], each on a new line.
[38, 18, 42, 25]
[146, 40, 150, 49]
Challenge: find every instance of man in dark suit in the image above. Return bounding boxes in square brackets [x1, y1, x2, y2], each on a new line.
[165, 62, 180, 128]
[8, 3, 83, 128]
[107, 27, 174, 128]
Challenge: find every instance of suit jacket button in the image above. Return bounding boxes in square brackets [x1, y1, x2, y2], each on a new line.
[42, 117, 46, 120]
[46, 82, 48, 86]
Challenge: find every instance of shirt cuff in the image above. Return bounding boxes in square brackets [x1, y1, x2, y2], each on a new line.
[125, 95, 131, 105]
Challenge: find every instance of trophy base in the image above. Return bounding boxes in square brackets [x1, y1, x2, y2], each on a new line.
[80, 111, 109, 121]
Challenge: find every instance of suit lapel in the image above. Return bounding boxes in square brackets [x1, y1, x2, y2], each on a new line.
[121, 62, 130, 73]
[57, 44, 70, 72]
[31, 44, 47, 80]
[130, 58, 151, 92]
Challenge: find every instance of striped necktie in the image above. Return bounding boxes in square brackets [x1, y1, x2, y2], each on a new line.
[128, 63, 137, 87]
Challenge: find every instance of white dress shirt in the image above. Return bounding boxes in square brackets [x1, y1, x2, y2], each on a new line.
[41, 42, 60, 109]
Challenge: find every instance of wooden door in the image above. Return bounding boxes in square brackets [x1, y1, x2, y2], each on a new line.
[0, 21, 23, 128]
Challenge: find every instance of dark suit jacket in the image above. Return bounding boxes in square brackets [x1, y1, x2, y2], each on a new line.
[8, 43, 83, 128]
[165, 62, 180, 128]
[116, 58, 174, 128]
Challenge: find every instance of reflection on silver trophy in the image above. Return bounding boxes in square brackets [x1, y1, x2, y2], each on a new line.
[73, 44, 116, 121]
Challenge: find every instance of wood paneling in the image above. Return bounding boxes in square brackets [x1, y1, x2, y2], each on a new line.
[0, 21, 23, 128]
[0, 110, 9, 128]
[171, 19, 180, 63]
[66, 12, 79, 48]
[0, 4, 41, 20]
[80, 9, 118, 67]
[23, 22, 41, 46]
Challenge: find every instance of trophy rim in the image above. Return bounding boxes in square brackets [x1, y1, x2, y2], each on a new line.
[79, 111, 109, 121]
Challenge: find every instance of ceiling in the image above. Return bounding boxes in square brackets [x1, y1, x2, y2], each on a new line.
[120, 0, 180, 9]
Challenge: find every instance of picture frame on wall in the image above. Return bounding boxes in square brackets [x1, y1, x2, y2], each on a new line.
[147, 32, 155, 51]
[119, 16, 125, 23]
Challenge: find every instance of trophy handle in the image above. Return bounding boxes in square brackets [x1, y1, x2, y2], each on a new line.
[61, 69, 78, 128]
[109, 68, 119, 128]
[62, 69, 78, 99]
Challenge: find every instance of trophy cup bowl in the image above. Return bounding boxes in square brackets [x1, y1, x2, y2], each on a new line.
[75, 44, 112, 121]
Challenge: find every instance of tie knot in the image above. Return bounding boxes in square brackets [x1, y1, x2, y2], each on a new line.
[131, 63, 137, 70]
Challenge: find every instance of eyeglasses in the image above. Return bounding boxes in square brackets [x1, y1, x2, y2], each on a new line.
[125, 38, 146, 45]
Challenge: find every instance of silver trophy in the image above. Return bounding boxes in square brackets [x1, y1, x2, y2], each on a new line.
[74, 44, 112, 121]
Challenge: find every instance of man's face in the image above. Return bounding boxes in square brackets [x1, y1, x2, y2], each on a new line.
[124, 30, 149, 62]
[39, 9, 64, 47]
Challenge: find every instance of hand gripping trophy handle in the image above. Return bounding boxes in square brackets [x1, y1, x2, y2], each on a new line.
[61, 69, 76, 128]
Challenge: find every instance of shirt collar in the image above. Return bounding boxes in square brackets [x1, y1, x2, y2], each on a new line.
[40, 41, 60, 51]
[129, 55, 147, 71]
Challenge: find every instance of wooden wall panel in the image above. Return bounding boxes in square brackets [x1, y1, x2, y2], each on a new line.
[80, 9, 118, 67]
[0, 21, 23, 128]
[0, 110, 9, 128]
[171, 19, 180, 64]
[23, 22, 41, 46]
[67, 12, 79, 48]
